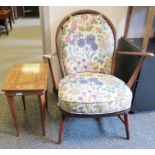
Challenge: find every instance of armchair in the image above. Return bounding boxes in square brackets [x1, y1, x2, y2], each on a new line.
[43, 10, 154, 144]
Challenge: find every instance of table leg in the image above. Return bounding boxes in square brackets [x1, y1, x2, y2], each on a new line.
[45, 90, 48, 110]
[38, 94, 46, 136]
[22, 95, 26, 111]
[6, 96, 19, 137]
[8, 16, 12, 30]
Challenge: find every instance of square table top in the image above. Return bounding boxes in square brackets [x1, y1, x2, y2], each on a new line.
[2, 63, 48, 92]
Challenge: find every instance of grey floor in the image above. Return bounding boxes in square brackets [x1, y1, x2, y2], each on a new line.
[0, 93, 155, 149]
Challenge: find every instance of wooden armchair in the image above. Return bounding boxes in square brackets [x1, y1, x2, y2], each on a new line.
[43, 10, 154, 144]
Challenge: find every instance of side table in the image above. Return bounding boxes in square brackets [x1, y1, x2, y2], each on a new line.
[2, 63, 48, 137]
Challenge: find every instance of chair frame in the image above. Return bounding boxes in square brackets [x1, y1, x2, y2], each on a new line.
[43, 9, 154, 144]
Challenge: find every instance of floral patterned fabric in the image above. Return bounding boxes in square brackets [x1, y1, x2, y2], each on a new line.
[58, 73, 132, 114]
[61, 14, 114, 75]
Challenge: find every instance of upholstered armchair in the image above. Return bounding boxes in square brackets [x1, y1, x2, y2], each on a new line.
[43, 10, 154, 144]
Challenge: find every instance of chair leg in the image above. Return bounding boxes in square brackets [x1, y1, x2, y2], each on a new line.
[124, 113, 130, 140]
[58, 114, 65, 144]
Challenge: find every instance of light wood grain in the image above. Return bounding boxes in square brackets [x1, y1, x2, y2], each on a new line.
[2, 63, 48, 137]
[2, 63, 48, 91]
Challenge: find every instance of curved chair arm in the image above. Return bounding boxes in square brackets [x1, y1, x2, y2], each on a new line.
[116, 51, 154, 88]
[43, 54, 59, 91]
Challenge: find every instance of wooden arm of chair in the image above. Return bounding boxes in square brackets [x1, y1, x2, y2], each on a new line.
[43, 54, 52, 59]
[116, 51, 154, 57]
[116, 51, 154, 88]
[43, 54, 59, 91]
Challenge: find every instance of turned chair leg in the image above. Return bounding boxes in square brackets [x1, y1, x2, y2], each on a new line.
[124, 113, 130, 140]
[58, 114, 65, 144]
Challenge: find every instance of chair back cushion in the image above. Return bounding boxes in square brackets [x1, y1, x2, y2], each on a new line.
[57, 11, 116, 75]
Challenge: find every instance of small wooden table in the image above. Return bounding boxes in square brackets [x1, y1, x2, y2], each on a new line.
[2, 63, 48, 137]
[0, 9, 12, 35]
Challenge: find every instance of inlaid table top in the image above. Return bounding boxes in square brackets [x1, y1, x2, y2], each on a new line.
[2, 63, 48, 91]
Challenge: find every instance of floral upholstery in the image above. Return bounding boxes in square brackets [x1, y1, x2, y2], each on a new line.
[58, 13, 131, 115]
[58, 72, 132, 114]
[61, 14, 114, 75]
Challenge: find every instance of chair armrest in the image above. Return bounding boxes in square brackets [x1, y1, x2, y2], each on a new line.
[123, 51, 154, 88]
[116, 51, 154, 57]
[43, 54, 59, 91]
[43, 54, 52, 59]
[43, 53, 57, 59]
[116, 51, 154, 87]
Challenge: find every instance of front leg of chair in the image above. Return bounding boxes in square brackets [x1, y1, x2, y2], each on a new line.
[124, 113, 130, 140]
[58, 114, 65, 144]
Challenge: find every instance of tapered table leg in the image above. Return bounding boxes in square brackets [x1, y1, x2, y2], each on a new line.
[22, 95, 26, 111]
[45, 90, 48, 110]
[6, 96, 19, 137]
[38, 94, 46, 136]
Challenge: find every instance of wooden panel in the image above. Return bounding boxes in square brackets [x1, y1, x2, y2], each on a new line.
[142, 6, 155, 50]
[2, 63, 48, 91]
[123, 6, 133, 39]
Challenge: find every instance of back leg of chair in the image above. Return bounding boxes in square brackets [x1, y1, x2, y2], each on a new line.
[124, 113, 130, 140]
[58, 114, 65, 144]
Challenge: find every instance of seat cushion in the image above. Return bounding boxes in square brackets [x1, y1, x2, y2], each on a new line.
[58, 72, 132, 114]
